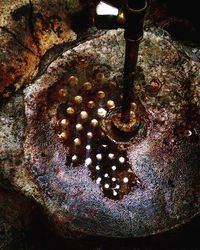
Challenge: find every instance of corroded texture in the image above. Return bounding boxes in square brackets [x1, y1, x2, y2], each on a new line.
[1, 27, 199, 238]
[0, 27, 38, 94]
[1, 0, 200, 100]
[0, 0, 86, 97]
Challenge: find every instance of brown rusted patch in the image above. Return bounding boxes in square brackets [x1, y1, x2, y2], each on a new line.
[0, 0, 83, 97]
[0, 27, 38, 95]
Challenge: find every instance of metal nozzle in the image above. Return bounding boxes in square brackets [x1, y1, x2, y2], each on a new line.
[94, 0, 148, 133]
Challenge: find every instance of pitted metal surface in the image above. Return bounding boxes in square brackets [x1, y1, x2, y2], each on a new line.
[11, 27, 199, 237]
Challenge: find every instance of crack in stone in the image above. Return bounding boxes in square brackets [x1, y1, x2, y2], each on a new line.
[28, 0, 40, 55]
[36, 29, 105, 79]
[0, 26, 35, 55]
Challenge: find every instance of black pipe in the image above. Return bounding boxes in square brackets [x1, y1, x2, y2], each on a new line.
[124, 0, 147, 41]
[121, 40, 140, 123]
[121, 0, 147, 123]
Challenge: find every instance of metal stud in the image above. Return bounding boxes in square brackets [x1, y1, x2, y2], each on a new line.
[131, 102, 137, 111]
[83, 82, 92, 90]
[107, 100, 115, 109]
[91, 119, 99, 127]
[58, 88, 67, 97]
[96, 72, 105, 81]
[97, 108, 107, 118]
[60, 119, 69, 128]
[68, 76, 78, 86]
[80, 111, 88, 120]
[59, 131, 68, 140]
[97, 91, 105, 99]
[87, 101, 96, 109]
[66, 107, 75, 115]
[74, 138, 81, 146]
[74, 95, 83, 104]
[87, 132, 93, 139]
[76, 123, 83, 131]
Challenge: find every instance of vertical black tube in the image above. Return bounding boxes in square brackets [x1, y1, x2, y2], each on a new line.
[121, 0, 147, 123]
[128, 0, 146, 10]
[121, 40, 139, 123]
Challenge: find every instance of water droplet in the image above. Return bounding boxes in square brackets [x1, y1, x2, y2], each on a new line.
[123, 177, 129, 183]
[113, 190, 118, 196]
[72, 155, 77, 162]
[96, 177, 101, 184]
[96, 154, 102, 160]
[108, 153, 114, 159]
[104, 183, 109, 189]
[85, 158, 92, 166]
[86, 145, 91, 150]
[96, 165, 100, 170]
[119, 157, 125, 164]
[112, 166, 116, 171]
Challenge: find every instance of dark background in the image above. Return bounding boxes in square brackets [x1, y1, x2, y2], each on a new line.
[1, 1, 200, 249]
[1, 190, 199, 250]
[25, 213, 200, 250]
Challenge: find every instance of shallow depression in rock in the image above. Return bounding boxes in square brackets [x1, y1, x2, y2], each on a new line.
[23, 28, 200, 237]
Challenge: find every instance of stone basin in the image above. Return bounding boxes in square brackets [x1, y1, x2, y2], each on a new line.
[1, 26, 199, 238]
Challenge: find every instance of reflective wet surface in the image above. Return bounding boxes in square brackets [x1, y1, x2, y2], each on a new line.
[20, 27, 200, 237]
[49, 57, 141, 200]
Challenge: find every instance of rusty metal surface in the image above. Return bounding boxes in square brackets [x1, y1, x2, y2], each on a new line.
[1, 27, 199, 238]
